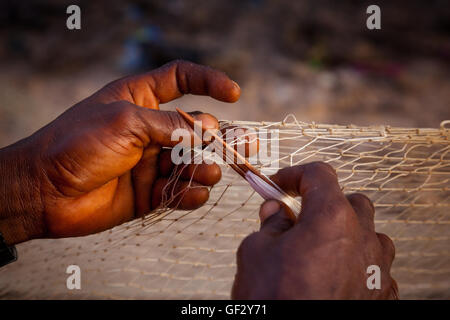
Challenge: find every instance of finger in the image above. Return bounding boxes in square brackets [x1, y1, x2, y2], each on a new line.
[377, 232, 396, 267]
[45, 101, 217, 197]
[390, 279, 399, 300]
[259, 200, 295, 236]
[98, 60, 241, 107]
[137, 107, 219, 148]
[158, 148, 175, 176]
[97, 101, 221, 148]
[158, 149, 222, 186]
[101, 101, 218, 148]
[70, 102, 218, 190]
[175, 163, 222, 186]
[220, 126, 260, 158]
[259, 200, 281, 224]
[346, 193, 375, 231]
[151, 177, 210, 210]
[270, 162, 354, 226]
[68, 102, 218, 195]
[132, 145, 160, 217]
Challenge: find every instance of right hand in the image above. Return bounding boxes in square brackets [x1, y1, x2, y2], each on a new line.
[232, 162, 398, 299]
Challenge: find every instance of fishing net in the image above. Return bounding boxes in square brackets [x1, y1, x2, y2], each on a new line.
[1, 116, 449, 299]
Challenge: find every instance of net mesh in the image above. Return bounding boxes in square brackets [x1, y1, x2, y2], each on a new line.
[1, 116, 449, 299]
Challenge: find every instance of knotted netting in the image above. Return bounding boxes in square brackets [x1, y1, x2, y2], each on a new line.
[1, 117, 449, 299]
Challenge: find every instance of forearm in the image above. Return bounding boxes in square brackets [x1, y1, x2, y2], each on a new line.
[0, 139, 45, 245]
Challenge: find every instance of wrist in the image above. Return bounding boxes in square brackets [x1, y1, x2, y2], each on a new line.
[0, 138, 45, 245]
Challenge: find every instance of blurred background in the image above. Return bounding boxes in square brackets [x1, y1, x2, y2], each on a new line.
[0, 0, 449, 148]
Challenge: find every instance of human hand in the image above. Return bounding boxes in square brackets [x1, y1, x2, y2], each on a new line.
[0, 60, 240, 244]
[232, 162, 398, 299]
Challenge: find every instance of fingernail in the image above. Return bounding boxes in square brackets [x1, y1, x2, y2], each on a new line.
[231, 80, 240, 89]
[259, 200, 280, 223]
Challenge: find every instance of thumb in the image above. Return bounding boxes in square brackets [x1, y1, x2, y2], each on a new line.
[259, 200, 295, 236]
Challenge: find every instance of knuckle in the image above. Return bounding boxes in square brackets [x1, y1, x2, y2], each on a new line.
[105, 77, 127, 91]
[112, 101, 137, 122]
[347, 192, 369, 202]
[166, 112, 187, 131]
[347, 193, 374, 210]
[378, 232, 396, 259]
[329, 198, 354, 219]
[172, 58, 184, 65]
[316, 197, 356, 231]
[107, 102, 149, 146]
[305, 161, 336, 176]
[170, 59, 190, 69]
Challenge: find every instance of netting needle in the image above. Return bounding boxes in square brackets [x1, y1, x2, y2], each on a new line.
[176, 107, 301, 218]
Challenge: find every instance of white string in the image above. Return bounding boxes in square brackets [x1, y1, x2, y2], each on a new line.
[244, 171, 302, 216]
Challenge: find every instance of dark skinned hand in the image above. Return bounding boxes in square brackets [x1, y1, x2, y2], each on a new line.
[0, 60, 397, 300]
[0, 60, 240, 244]
[232, 162, 399, 299]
